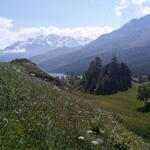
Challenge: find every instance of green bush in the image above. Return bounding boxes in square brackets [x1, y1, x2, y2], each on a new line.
[113, 132, 135, 150]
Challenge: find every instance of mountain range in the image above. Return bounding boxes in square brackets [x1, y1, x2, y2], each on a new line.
[36, 15, 150, 76]
[0, 34, 91, 61]
[0, 15, 150, 76]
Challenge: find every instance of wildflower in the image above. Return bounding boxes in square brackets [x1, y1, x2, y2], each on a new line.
[86, 130, 93, 134]
[30, 73, 35, 77]
[16, 109, 21, 114]
[112, 120, 115, 123]
[100, 129, 104, 134]
[19, 109, 22, 113]
[28, 128, 32, 132]
[16, 111, 19, 114]
[91, 140, 99, 145]
[21, 103, 24, 107]
[3, 117, 8, 123]
[19, 139, 24, 144]
[97, 138, 103, 144]
[16, 69, 21, 73]
[78, 111, 82, 114]
[78, 136, 84, 140]
[34, 102, 37, 105]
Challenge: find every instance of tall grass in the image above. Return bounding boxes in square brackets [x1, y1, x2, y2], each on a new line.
[0, 62, 149, 149]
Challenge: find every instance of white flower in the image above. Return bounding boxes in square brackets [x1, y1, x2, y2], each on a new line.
[78, 136, 84, 140]
[16, 69, 21, 73]
[30, 73, 35, 77]
[16, 111, 19, 114]
[97, 138, 103, 144]
[19, 109, 22, 113]
[28, 128, 32, 131]
[86, 130, 93, 134]
[78, 111, 82, 114]
[100, 129, 104, 134]
[16, 109, 21, 115]
[91, 140, 98, 145]
[3, 117, 8, 123]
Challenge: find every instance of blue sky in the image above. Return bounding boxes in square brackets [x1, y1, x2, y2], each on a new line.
[0, 0, 150, 48]
[0, 0, 119, 28]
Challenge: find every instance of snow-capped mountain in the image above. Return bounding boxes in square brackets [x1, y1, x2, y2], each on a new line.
[0, 34, 91, 61]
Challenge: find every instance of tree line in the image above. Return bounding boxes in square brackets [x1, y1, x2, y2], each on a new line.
[82, 56, 132, 95]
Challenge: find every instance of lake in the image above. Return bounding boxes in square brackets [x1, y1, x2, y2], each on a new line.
[49, 73, 68, 79]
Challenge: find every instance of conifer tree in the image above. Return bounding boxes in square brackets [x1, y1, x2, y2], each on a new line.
[83, 56, 132, 95]
[83, 57, 102, 93]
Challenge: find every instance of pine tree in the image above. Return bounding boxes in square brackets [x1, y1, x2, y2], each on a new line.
[138, 84, 150, 106]
[102, 57, 120, 93]
[83, 56, 132, 95]
[83, 57, 102, 93]
[119, 63, 132, 91]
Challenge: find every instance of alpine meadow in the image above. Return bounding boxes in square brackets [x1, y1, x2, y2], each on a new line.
[0, 0, 150, 149]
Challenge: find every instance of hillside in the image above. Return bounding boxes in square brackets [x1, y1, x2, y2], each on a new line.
[0, 59, 149, 149]
[38, 15, 150, 76]
[31, 46, 81, 64]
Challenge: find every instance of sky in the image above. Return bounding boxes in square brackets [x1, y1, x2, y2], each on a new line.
[0, 0, 150, 48]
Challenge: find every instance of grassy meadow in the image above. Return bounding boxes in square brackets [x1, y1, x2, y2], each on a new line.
[81, 83, 150, 143]
[0, 60, 149, 149]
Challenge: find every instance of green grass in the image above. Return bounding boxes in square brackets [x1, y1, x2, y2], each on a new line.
[81, 84, 150, 143]
[0, 61, 149, 149]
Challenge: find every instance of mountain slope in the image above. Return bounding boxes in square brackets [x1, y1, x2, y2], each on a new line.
[39, 15, 150, 76]
[31, 46, 81, 64]
[0, 59, 148, 149]
[0, 34, 91, 61]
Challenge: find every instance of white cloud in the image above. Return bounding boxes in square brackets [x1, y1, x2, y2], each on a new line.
[17, 26, 114, 40]
[0, 17, 13, 28]
[141, 5, 150, 14]
[0, 17, 17, 49]
[115, 0, 150, 17]
[0, 17, 114, 49]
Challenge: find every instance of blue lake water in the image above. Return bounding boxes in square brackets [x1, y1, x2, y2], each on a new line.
[49, 73, 68, 79]
[49, 73, 83, 79]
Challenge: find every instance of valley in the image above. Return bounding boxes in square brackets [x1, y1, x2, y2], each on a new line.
[0, 3, 150, 149]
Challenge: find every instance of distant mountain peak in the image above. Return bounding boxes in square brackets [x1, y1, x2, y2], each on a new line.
[0, 34, 92, 61]
[2, 33, 92, 51]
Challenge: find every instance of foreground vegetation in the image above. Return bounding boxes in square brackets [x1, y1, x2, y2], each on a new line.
[81, 84, 150, 143]
[0, 59, 149, 149]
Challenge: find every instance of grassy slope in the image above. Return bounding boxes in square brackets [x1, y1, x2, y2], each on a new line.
[81, 84, 150, 142]
[11, 59, 64, 87]
[0, 60, 149, 149]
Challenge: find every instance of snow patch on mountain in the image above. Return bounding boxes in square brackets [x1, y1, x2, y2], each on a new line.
[1, 34, 91, 54]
